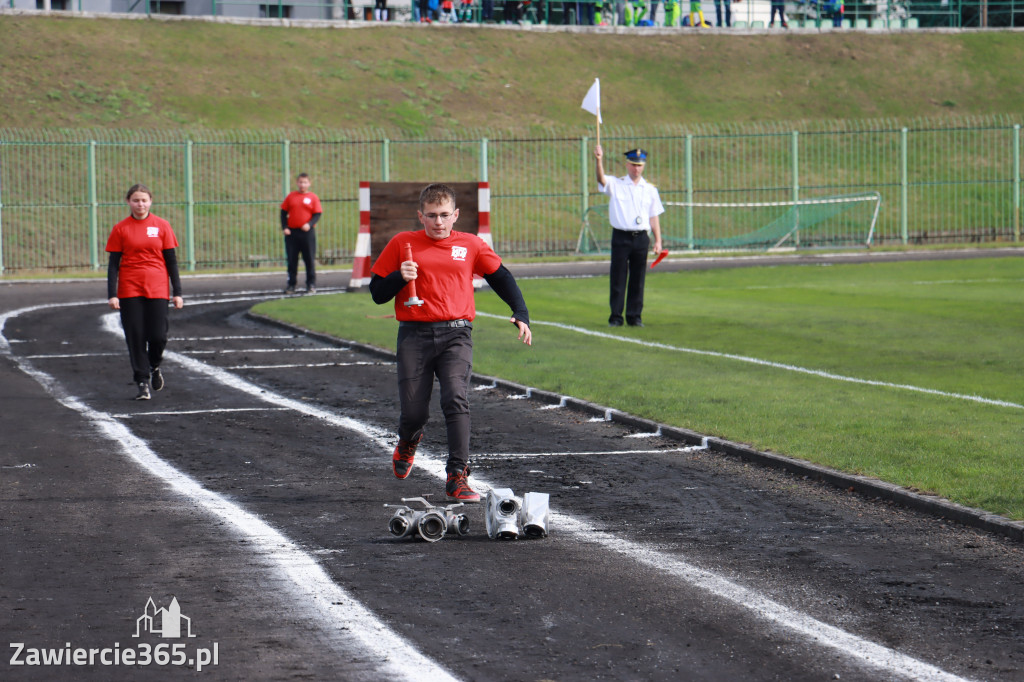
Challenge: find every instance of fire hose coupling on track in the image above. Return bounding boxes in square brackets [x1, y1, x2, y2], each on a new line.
[485, 489, 550, 541]
[384, 497, 469, 543]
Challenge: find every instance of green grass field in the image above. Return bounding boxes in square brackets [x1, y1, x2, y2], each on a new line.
[253, 256, 1024, 520]
[2, 15, 1024, 130]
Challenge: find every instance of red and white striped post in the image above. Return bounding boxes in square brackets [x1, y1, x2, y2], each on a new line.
[474, 181, 491, 289]
[349, 181, 372, 290]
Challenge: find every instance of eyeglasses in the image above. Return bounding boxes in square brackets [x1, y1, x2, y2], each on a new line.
[423, 212, 456, 222]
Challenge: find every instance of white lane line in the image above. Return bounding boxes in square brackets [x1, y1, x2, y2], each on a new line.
[476, 312, 1023, 410]
[472, 446, 704, 460]
[171, 335, 298, 341]
[25, 352, 123, 359]
[184, 347, 351, 354]
[0, 305, 459, 682]
[97, 316, 975, 682]
[625, 427, 663, 439]
[554, 511, 977, 682]
[113, 407, 291, 418]
[225, 362, 385, 370]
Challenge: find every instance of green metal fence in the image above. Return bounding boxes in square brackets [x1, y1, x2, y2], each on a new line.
[0, 116, 1021, 274]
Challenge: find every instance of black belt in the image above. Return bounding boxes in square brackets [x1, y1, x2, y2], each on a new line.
[614, 228, 648, 236]
[399, 319, 472, 329]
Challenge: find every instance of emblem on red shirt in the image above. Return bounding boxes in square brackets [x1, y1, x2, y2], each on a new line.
[451, 246, 468, 261]
[147, 227, 160, 238]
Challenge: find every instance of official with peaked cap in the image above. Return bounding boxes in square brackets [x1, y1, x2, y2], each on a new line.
[593, 144, 665, 327]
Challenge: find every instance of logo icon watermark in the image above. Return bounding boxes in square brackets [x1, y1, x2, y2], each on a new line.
[9, 596, 220, 671]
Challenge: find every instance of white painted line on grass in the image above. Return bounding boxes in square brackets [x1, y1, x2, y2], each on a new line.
[476, 312, 1024, 411]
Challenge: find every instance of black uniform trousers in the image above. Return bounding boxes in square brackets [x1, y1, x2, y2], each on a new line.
[395, 323, 474, 474]
[609, 228, 650, 325]
[284, 229, 316, 288]
[119, 297, 169, 384]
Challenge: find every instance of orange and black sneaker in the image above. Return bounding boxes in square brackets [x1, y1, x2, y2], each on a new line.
[391, 434, 422, 480]
[445, 467, 481, 503]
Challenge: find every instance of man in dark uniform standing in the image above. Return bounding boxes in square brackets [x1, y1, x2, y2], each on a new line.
[594, 145, 664, 327]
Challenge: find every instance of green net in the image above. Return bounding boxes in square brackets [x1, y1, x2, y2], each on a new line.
[577, 193, 882, 254]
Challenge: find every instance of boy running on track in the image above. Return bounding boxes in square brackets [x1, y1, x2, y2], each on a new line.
[369, 183, 532, 502]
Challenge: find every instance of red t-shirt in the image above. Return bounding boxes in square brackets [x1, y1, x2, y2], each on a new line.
[371, 230, 502, 322]
[280, 191, 322, 228]
[105, 213, 179, 299]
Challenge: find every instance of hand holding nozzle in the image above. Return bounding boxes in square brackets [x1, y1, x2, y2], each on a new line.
[402, 243, 424, 307]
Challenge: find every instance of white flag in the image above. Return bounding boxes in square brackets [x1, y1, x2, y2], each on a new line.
[581, 78, 602, 124]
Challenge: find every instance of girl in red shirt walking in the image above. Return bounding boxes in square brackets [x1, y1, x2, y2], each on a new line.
[106, 184, 184, 400]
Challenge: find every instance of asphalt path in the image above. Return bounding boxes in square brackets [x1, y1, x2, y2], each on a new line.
[3, 253, 1024, 681]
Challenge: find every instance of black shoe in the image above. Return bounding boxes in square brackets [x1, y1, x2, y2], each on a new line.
[609, 319, 624, 327]
[284, 285, 296, 294]
[150, 367, 164, 391]
[135, 382, 151, 400]
[627, 320, 645, 327]
[306, 285, 317, 295]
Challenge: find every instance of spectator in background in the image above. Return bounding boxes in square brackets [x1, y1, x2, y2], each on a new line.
[663, 0, 680, 25]
[769, 0, 787, 26]
[374, 0, 388, 20]
[829, 0, 844, 26]
[714, 0, 737, 26]
[625, 0, 646, 24]
[579, 0, 595, 23]
[648, 0, 659, 23]
[614, 0, 626, 23]
[280, 172, 321, 295]
[689, 0, 709, 26]
[458, 0, 475, 21]
[440, 0, 457, 21]
[482, 0, 494, 20]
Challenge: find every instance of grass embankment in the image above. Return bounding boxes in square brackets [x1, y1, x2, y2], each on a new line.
[1, 15, 1024, 131]
[254, 256, 1024, 520]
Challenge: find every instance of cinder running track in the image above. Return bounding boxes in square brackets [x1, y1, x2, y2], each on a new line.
[3, 256, 1023, 681]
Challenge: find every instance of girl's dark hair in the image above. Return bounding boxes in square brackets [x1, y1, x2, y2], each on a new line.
[126, 183, 152, 201]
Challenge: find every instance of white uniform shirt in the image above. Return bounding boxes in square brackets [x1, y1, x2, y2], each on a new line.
[598, 175, 665, 231]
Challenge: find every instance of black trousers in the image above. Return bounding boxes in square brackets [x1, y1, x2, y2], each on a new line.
[395, 324, 474, 473]
[284, 229, 316, 288]
[609, 228, 650, 325]
[119, 297, 169, 384]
